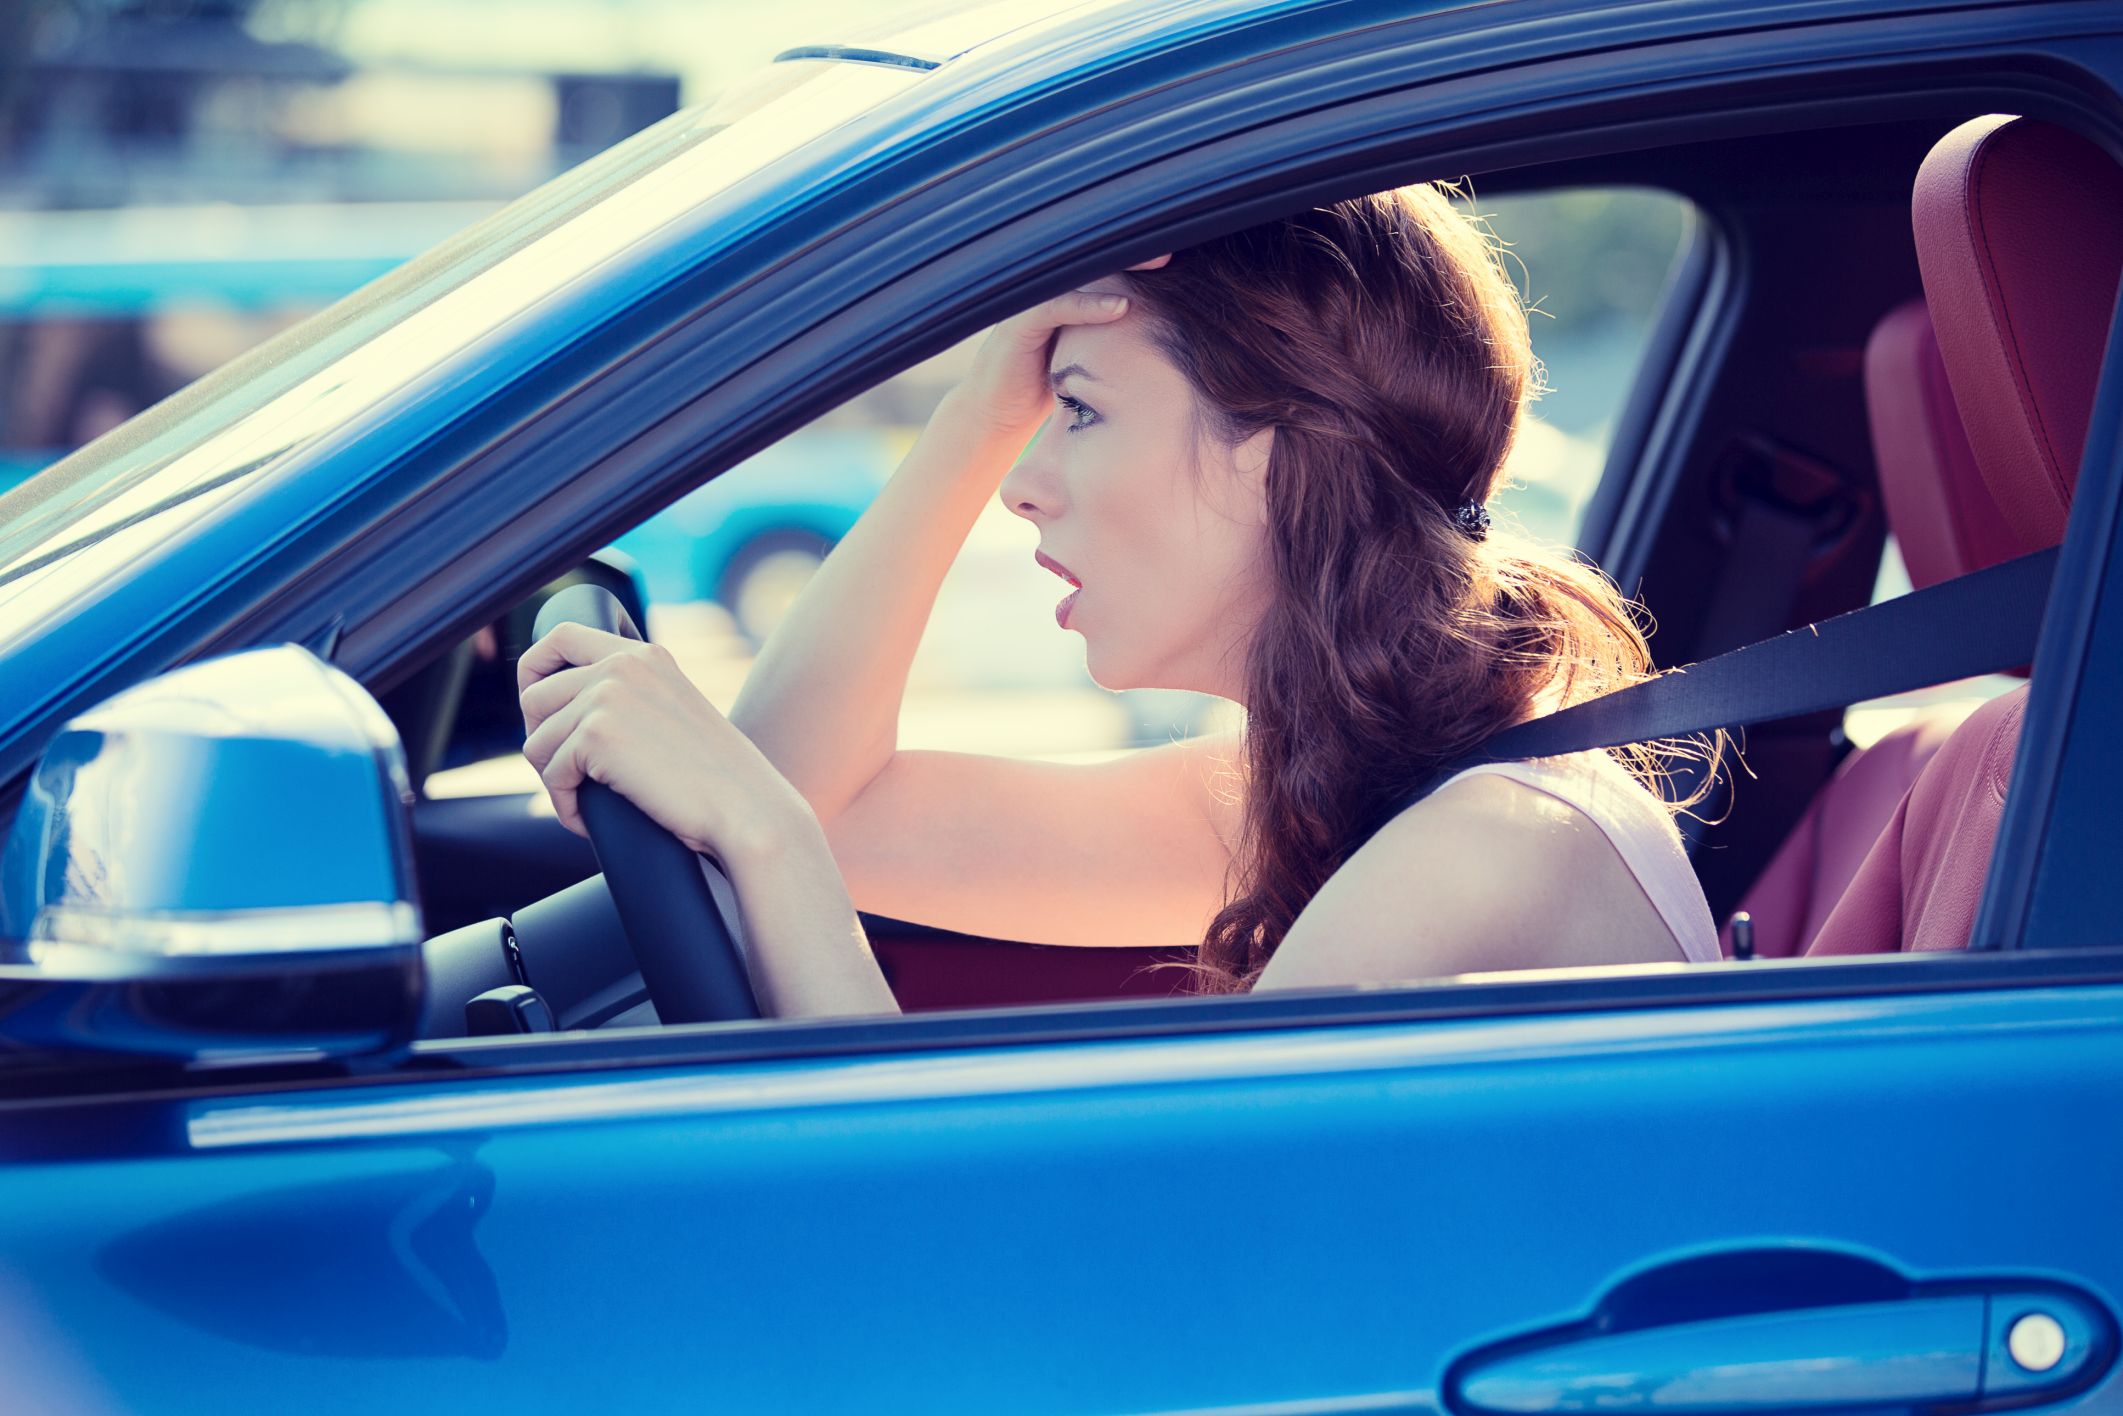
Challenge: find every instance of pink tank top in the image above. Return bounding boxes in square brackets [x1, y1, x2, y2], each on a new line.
[1430, 750, 1722, 963]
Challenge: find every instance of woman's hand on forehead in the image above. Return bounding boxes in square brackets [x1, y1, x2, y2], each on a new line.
[948, 252, 1171, 443]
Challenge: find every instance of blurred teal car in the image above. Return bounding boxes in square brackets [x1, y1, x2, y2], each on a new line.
[0, 200, 887, 640]
[607, 425, 893, 641]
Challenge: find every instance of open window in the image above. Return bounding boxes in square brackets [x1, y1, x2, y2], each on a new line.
[405, 182, 1703, 1011]
[399, 94, 2117, 1032]
[390, 92, 2120, 1033]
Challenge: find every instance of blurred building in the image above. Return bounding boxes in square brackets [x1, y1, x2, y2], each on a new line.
[0, 0, 684, 481]
[0, 0, 681, 210]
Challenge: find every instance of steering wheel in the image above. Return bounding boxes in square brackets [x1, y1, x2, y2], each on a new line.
[530, 585, 760, 1023]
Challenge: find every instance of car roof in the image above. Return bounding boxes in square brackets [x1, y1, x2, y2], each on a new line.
[796, 0, 1108, 67]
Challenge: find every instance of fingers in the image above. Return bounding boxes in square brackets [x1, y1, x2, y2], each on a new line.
[519, 662, 595, 738]
[539, 727, 589, 839]
[1007, 256, 1170, 339]
[520, 639, 699, 750]
[523, 690, 599, 836]
[522, 685, 588, 784]
[517, 645, 707, 841]
[1008, 289, 1130, 345]
[516, 621, 638, 696]
[997, 256, 1171, 344]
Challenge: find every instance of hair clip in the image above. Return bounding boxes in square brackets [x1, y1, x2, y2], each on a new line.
[1451, 499, 1492, 540]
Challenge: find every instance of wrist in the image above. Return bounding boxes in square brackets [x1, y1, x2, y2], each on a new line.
[701, 790, 825, 874]
[935, 384, 1041, 453]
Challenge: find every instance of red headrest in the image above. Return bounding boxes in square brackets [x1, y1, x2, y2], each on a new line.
[1864, 299, 2017, 589]
[1913, 115, 2123, 552]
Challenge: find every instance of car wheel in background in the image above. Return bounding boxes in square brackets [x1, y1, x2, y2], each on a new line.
[716, 529, 836, 645]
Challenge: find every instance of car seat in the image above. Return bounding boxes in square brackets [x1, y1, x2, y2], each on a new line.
[1717, 298, 2006, 958]
[1804, 113, 2123, 956]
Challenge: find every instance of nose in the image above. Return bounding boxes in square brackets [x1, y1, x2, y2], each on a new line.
[998, 418, 1064, 523]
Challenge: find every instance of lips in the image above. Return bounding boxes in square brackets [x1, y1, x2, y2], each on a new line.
[1034, 550, 1081, 588]
[1036, 550, 1082, 630]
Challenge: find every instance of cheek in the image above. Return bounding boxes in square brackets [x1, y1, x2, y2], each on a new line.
[1105, 471, 1263, 646]
[1068, 422, 1267, 676]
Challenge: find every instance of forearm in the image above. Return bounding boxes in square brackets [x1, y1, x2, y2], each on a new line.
[728, 389, 1029, 824]
[722, 807, 902, 1019]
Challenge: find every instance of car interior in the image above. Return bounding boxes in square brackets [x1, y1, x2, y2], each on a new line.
[397, 102, 2123, 1036]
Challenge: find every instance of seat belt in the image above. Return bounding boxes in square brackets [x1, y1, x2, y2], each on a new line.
[1390, 544, 2058, 818]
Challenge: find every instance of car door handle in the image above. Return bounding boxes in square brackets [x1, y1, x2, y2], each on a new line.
[1450, 1287, 2112, 1414]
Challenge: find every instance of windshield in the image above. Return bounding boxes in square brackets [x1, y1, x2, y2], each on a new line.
[0, 56, 919, 631]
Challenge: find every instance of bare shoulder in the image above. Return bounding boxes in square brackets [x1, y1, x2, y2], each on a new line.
[1394, 769, 1597, 838]
[1252, 769, 1678, 992]
[1164, 725, 1246, 855]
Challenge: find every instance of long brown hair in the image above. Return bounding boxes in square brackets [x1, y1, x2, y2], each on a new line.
[1119, 184, 1719, 992]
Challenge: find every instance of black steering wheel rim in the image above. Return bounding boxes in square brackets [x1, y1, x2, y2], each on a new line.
[531, 584, 760, 1024]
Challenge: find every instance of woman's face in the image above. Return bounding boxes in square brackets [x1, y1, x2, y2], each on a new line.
[997, 292, 1274, 702]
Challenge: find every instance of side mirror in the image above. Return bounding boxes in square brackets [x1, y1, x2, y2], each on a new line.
[0, 645, 424, 1064]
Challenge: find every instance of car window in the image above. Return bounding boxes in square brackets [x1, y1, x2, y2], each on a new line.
[725, 185, 1691, 758]
[0, 179, 1694, 801]
[1478, 186, 1695, 547]
[418, 182, 1699, 796]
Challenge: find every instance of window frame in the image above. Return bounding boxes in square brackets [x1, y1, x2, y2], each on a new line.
[1979, 285, 2123, 953]
[1579, 200, 1736, 590]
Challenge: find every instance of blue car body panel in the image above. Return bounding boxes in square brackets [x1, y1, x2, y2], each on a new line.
[0, 0, 2120, 1409]
[5, 983, 2123, 1411]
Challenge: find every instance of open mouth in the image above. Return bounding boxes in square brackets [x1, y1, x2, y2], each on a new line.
[1034, 549, 1081, 588]
[1035, 550, 1082, 629]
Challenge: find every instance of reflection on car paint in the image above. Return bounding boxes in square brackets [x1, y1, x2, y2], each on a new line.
[182, 987, 1920, 1150]
[99, 1145, 507, 1360]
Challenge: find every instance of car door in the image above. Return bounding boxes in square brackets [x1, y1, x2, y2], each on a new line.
[2, 940, 2120, 1411]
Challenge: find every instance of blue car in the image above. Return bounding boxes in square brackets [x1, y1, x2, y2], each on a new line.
[1, 1, 2121, 1412]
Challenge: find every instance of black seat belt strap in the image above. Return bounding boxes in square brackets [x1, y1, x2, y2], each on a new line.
[1396, 544, 2058, 815]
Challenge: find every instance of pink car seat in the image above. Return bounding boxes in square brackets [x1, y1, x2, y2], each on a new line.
[1806, 114, 2123, 957]
[1719, 298, 2006, 958]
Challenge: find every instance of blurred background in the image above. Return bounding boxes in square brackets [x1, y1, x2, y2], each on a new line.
[0, 0, 1694, 784]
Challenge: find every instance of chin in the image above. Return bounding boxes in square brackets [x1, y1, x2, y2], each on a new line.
[1081, 637, 1141, 693]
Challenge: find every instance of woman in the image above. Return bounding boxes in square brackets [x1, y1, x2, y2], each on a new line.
[516, 184, 1722, 1020]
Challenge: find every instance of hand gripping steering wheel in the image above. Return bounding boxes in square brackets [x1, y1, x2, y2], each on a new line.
[531, 585, 761, 1023]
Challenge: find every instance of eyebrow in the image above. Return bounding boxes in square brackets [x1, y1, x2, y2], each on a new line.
[1048, 363, 1099, 390]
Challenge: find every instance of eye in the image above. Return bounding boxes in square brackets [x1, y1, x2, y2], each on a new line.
[1056, 392, 1099, 432]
